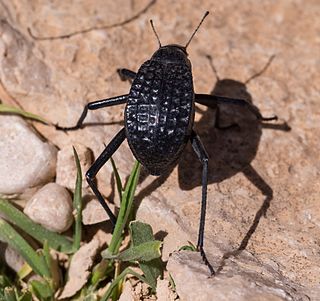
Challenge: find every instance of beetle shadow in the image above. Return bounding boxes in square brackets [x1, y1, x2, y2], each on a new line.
[179, 54, 290, 188]
[177, 54, 290, 260]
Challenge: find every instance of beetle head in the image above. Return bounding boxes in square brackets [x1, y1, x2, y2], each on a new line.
[149, 11, 209, 64]
[151, 44, 189, 64]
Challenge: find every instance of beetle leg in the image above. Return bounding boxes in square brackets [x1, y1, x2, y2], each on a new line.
[191, 130, 215, 276]
[117, 68, 136, 82]
[55, 94, 128, 131]
[195, 94, 278, 121]
[86, 128, 126, 226]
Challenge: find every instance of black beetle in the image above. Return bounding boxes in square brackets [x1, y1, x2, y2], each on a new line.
[56, 11, 277, 275]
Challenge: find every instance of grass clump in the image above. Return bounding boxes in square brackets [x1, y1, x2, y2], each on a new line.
[0, 149, 164, 300]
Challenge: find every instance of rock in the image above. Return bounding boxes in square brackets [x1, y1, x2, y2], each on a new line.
[56, 143, 93, 191]
[82, 197, 115, 225]
[0, 116, 57, 195]
[118, 280, 157, 301]
[133, 281, 155, 301]
[119, 281, 135, 301]
[59, 237, 100, 299]
[156, 278, 177, 301]
[24, 183, 73, 232]
[0, 14, 52, 96]
[136, 191, 204, 260]
[4, 246, 25, 273]
[90, 228, 113, 249]
[167, 251, 309, 301]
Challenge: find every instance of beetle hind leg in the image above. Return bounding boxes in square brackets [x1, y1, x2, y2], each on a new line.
[191, 130, 215, 276]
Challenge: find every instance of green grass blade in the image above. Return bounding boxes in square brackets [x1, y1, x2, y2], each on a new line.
[72, 147, 83, 251]
[39, 241, 61, 291]
[42, 241, 51, 270]
[17, 263, 33, 280]
[108, 161, 141, 255]
[179, 241, 197, 252]
[110, 157, 123, 202]
[168, 273, 176, 292]
[0, 199, 73, 253]
[0, 219, 50, 277]
[0, 103, 48, 124]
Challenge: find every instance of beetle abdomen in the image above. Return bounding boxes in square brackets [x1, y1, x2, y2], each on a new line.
[125, 60, 194, 175]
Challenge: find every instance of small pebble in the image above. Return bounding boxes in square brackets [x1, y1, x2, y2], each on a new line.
[24, 183, 73, 232]
[4, 246, 25, 273]
[82, 197, 114, 225]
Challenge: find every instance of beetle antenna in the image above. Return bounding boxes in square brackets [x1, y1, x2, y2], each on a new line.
[150, 19, 162, 48]
[185, 11, 209, 49]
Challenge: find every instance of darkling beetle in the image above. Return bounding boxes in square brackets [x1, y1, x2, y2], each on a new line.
[56, 11, 277, 275]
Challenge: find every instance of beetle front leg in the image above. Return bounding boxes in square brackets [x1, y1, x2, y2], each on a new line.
[55, 94, 128, 131]
[86, 128, 126, 226]
[195, 94, 277, 121]
[191, 130, 215, 276]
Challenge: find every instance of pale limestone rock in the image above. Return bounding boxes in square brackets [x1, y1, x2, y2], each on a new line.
[136, 192, 198, 261]
[0, 18, 52, 96]
[56, 143, 93, 191]
[82, 197, 115, 225]
[156, 278, 177, 301]
[4, 246, 25, 273]
[59, 237, 100, 299]
[24, 183, 73, 232]
[167, 251, 309, 301]
[0, 116, 57, 195]
[119, 281, 135, 301]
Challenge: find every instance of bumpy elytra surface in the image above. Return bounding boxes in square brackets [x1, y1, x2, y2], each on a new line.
[125, 59, 194, 175]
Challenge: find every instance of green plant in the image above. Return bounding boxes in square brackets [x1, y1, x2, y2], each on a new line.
[0, 148, 164, 300]
[0, 102, 48, 124]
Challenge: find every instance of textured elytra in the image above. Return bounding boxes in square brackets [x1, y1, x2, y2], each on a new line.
[125, 59, 194, 175]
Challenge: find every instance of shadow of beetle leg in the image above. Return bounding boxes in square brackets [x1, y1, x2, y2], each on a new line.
[216, 164, 273, 273]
